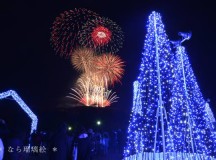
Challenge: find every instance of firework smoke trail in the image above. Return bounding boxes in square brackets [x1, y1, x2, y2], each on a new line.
[78, 17, 124, 53]
[50, 8, 100, 58]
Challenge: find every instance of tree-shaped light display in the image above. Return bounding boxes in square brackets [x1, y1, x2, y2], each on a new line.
[124, 11, 175, 159]
[169, 35, 216, 158]
[124, 11, 216, 160]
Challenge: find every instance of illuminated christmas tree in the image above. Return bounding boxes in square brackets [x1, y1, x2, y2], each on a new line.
[124, 11, 216, 159]
[169, 35, 216, 157]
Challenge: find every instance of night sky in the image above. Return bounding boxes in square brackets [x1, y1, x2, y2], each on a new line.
[0, 1, 216, 131]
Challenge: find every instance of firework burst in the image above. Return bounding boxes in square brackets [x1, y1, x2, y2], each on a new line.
[67, 73, 118, 107]
[78, 17, 124, 53]
[71, 47, 96, 72]
[50, 8, 100, 58]
[79, 72, 108, 89]
[69, 75, 94, 106]
[94, 53, 125, 85]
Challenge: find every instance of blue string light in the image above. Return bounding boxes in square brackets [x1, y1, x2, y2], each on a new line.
[124, 11, 175, 158]
[0, 90, 38, 134]
[124, 11, 216, 159]
[170, 45, 216, 156]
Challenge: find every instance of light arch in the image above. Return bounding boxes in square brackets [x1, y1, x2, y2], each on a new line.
[0, 90, 38, 134]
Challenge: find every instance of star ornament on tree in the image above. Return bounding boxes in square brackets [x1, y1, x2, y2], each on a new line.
[91, 26, 112, 45]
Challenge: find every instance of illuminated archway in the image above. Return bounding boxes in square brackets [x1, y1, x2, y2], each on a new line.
[0, 90, 38, 134]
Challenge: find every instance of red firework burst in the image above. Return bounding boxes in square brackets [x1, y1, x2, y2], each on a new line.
[50, 8, 100, 58]
[91, 26, 112, 45]
[78, 17, 124, 53]
[94, 53, 124, 85]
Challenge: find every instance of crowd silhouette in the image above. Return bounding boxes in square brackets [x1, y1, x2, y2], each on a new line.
[0, 119, 126, 160]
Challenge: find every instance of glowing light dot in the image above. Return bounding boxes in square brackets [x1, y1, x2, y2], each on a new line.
[96, 120, 101, 125]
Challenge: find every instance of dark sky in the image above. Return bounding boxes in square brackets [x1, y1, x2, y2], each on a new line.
[0, 1, 216, 130]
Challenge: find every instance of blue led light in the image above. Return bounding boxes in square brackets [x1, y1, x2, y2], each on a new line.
[0, 90, 38, 134]
[124, 11, 216, 159]
[124, 11, 175, 158]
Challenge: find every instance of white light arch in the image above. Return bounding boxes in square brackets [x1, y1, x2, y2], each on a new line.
[0, 90, 38, 134]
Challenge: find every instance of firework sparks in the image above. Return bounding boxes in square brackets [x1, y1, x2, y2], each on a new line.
[78, 17, 124, 53]
[81, 72, 109, 89]
[71, 47, 96, 72]
[50, 8, 100, 58]
[91, 26, 112, 45]
[67, 73, 118, 107]
[69, 76, 94, 106]
[51, 8, 125, 107]
[94, 53, 125, 85]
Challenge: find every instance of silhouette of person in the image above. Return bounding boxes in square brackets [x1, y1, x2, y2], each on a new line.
[76, 126, 91, 160]
[50, 123, 70, 160]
